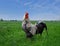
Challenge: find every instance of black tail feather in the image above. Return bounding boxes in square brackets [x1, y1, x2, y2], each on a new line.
[44, 23, 48, 35]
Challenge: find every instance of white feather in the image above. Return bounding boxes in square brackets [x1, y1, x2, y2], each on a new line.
[22, 13, 37, 35]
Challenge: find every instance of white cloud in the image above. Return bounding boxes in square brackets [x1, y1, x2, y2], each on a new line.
[14, 0, 60, 10]
[31, 13, 60, 20]
[22, 0, 60, 19]
[15, 0, 20, 2]
[55, 0, 60, 2]
[24, 2, 32, 6]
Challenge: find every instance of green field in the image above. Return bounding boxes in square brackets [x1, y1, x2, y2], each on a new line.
[0, 21, 60, 46]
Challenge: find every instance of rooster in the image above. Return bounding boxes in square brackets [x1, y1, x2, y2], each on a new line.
[22, 12, 48, 38]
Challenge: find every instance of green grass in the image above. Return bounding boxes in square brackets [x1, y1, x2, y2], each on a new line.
[0, 21, 60, 46]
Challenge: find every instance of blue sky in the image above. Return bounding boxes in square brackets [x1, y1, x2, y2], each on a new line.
[0, 0, 60, 20]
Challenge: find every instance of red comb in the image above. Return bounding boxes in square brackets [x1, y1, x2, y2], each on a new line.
[25, 12, 29, 19]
